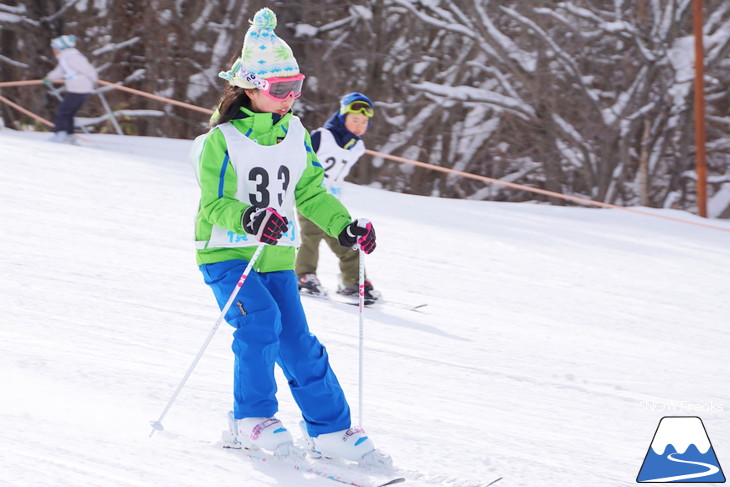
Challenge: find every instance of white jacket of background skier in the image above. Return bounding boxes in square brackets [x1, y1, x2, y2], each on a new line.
[47, 48, 98, 94]
[313, 128, 365, 199]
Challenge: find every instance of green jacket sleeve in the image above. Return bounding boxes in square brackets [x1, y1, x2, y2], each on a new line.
[295, 131, 352, 238]
[198, 128, 249, 235]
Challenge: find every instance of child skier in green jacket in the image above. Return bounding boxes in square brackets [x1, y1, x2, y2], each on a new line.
[192, 8, 387, 466]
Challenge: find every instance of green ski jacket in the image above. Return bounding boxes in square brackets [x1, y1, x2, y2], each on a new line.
[194, 108, 352, 272]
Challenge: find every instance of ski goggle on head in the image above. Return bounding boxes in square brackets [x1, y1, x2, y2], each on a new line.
[340, 100, 374, 118]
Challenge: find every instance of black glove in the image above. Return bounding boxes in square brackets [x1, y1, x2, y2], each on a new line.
[242, 206, 289, 245]
[338, 218, 376, 254]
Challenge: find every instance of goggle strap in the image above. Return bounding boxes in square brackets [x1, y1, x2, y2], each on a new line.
[232, 66, 269, 90]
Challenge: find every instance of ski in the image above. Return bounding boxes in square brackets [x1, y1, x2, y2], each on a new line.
[299, 287, 330, 300]
[326, 290, 428, 312]
[379, 300, 428, 312]
[225, 442, 502, 487]
[379, 479, 407, 486]
[393, 465, 502, 487]
[301, 289, 428, 312]
[222, 422, 499, 487]
[224, 443, 405, 487]
[330, 295, 377, 307]
[300, 289, 377, 307]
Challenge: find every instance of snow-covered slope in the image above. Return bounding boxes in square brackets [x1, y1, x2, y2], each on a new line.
[1, 129, 729, 487]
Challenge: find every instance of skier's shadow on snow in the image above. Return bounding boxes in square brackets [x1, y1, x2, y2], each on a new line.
[328, 302, 469, 342]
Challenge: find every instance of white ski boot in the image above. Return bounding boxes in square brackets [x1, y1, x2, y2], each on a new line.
[222, 411, 294, 456]
[299, 421, 392, 467]
[49, 131, 69, 143]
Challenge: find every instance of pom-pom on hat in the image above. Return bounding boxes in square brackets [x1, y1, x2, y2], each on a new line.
[51, 35, 76, 51]
[218, 8, 300, 89]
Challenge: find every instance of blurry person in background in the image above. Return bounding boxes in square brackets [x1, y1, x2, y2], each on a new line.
[43, 35, 98, 144]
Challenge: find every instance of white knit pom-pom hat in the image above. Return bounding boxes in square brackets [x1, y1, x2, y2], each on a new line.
[51, 35, 76, 50]
[218, 8, 300, 89]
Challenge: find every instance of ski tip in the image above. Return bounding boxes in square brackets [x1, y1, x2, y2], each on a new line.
[377, 478, 406, 487]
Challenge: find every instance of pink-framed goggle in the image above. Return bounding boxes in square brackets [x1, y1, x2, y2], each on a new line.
[259, 73, 305, 100]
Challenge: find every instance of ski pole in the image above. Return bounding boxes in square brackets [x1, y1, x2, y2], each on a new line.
[358, 248, 365, 428]
[149, 243, 266, 437]
[95, 86, 124, 135]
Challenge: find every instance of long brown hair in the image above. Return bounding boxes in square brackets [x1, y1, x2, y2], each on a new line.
[212, 84, 253, 127]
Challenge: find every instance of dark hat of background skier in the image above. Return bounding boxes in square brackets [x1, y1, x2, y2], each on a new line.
[338, 92, 374, 126]
[316, 92, 374, 151]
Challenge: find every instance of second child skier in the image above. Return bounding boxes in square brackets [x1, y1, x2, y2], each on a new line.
[295, 93, 378, 302]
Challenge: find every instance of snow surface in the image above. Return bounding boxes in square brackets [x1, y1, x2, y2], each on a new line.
[1, 128, 730, 487]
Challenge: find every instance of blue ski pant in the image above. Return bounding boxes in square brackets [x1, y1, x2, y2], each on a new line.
[200, 259, 351, 436]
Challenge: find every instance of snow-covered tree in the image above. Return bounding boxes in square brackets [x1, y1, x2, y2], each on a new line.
[1, 0, 729, 216]
[330, 0, 729, 215]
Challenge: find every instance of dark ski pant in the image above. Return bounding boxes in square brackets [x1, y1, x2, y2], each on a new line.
[295, 211, 362, 286]
[200, 260, 351, 436]
[54, 92, 90, 134]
